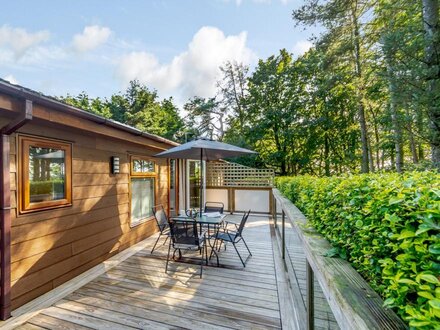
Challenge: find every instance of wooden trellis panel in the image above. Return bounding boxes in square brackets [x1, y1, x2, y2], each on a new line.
[206, 162, 274, 187]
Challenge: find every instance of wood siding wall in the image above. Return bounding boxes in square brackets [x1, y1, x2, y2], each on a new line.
[0, 117, 170, 309]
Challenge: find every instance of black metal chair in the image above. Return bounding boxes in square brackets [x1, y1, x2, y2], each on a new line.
[166, 218, 208, 278]
[150, 204, 170, 254]
[211, 210, 252, 267]
[204, 201, 224, 214]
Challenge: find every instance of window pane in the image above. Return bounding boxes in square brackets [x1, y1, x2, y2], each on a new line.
[133, 159, 155, 173]
[29, 146, 66, 203]
[131, 177, 154, 223]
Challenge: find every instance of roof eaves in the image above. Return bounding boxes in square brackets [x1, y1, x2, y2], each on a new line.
[0, 78, 179, 147]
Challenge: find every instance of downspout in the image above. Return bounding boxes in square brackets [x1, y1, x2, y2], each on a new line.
[0, 99, 32, 320]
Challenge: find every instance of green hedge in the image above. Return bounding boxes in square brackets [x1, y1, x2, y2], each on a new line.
[276, 172, 440, 329]
[30, 180, 64, 196]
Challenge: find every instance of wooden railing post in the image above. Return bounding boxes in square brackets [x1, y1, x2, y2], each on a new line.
[282, 210, 285, 260]
[307, 261, 314, 330]
[271, 188, 407, 330]
[273, 194, 277, 227]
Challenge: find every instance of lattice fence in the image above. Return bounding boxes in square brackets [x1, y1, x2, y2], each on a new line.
[206, 162, 274, 187]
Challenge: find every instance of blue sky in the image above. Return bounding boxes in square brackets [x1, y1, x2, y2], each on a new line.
[0, 0, 318, 107]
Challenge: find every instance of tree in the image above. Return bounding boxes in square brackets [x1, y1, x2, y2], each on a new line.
[183, 97, 227, 141]
[60, 92, 112, 118]
[422, 0, 440, 168]
[60, 80, 184, 141]
[217, 61, 249, 132]
[245, 50, 302, 175]
[293, 0, 373, 173]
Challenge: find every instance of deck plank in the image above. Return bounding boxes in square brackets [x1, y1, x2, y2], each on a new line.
[27, 314, 92, 330]
[12, 215, 317, 329]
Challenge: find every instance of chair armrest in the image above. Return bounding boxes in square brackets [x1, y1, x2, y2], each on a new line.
[224, 220, 239, 229]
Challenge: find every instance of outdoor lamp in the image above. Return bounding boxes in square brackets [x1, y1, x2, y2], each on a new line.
[111, 156, 120, 174]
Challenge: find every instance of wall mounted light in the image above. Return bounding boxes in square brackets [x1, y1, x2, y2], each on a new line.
[111, 156, 120, 174]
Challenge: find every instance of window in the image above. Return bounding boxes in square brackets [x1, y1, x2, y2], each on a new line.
[131, 177, 155, 223]
[19, 135, 72, 213]
[130, 156, 156, 226]
[132, 159, 155, 174]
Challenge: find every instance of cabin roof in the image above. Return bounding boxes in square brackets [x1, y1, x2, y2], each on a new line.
[0, 78, 179, 147]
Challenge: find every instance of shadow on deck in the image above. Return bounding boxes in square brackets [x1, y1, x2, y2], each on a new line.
[8, 215, 337, 329]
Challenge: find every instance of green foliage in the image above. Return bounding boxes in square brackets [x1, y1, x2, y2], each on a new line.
[30, 180, 64, 196]
[276, 172, 440, 328]
[59, 81, 184, 142]
[183, 96, 225, 141]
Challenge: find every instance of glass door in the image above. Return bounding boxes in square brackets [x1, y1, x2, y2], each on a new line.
[188, 160, 201, 209]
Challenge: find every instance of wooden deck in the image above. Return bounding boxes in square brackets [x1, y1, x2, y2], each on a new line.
[7, 215, 337, 329]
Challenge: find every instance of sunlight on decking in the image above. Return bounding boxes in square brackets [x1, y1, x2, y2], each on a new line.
[13, 215, 282, 329]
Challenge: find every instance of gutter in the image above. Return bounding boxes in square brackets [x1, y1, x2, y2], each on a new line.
[0, 79, 179, 147]
[0, 100, 33, 320]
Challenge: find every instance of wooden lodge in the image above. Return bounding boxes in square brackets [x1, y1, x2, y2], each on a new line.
[0, 79, 180, 319]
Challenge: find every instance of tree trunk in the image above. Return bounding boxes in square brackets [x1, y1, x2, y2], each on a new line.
[383, 38, 405, 172]
[388, 85, 404, 172]
[368, 136, 375, 172]
[351, 4, 369, 173]
[324, 135, 330, 176]
[406, 111, 419, 163]
[419, 144, 425, 161]
[423, 0, 440, 169]
[369, 108, 381, 170]
[381, 148, 385, 169]
[390, 147, 396, 170]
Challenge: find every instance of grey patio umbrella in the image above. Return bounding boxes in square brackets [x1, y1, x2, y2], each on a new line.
[154, 139, 257, 212]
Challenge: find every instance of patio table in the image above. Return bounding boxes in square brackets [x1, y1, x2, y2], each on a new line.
[170, 213, 226, 266]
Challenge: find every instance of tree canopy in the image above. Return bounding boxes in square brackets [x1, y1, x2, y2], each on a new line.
[60, 80, 184, 141]
[60, 0, 440, 174]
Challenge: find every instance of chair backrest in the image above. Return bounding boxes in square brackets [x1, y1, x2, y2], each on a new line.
[168, 219, 201, 246]
[236, 210, 251, 237]
[204, 201, 224, 214]
[152, 205, 168, 232]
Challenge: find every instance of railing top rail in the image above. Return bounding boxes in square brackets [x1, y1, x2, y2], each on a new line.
[272, 188, 407, 330]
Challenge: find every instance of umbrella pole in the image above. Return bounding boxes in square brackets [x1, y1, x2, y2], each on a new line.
[200, 149, 203, 213]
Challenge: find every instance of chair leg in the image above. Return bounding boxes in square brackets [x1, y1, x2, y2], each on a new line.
[214, 238, 224, 252]
[163, 235, 169, 245]
[209, 241, 220, 266]
[165, 240, 172, 274]
[200, 247, 203, 278]
[241, 237, 252, 256]
[209, 237, 218, 259]
[151, 233, 162, 254]
[232, 242, 246, 267]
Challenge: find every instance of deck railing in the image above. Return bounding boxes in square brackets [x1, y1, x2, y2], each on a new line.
[271, 188, 407, 330]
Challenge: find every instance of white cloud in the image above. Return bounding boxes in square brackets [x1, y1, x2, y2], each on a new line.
[0, 25, 50, 58]
[3, 74, 18, 85]
[72, 25, 111, 53]
[116, 26, 256, 102]
[292, 40, 313, 56]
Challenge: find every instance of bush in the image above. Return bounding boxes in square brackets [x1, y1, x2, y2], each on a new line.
[30, 180, 64, 196]
[276, 172, 440, 329]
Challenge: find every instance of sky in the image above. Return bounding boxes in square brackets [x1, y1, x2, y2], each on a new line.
[0, 0, 319, 108]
